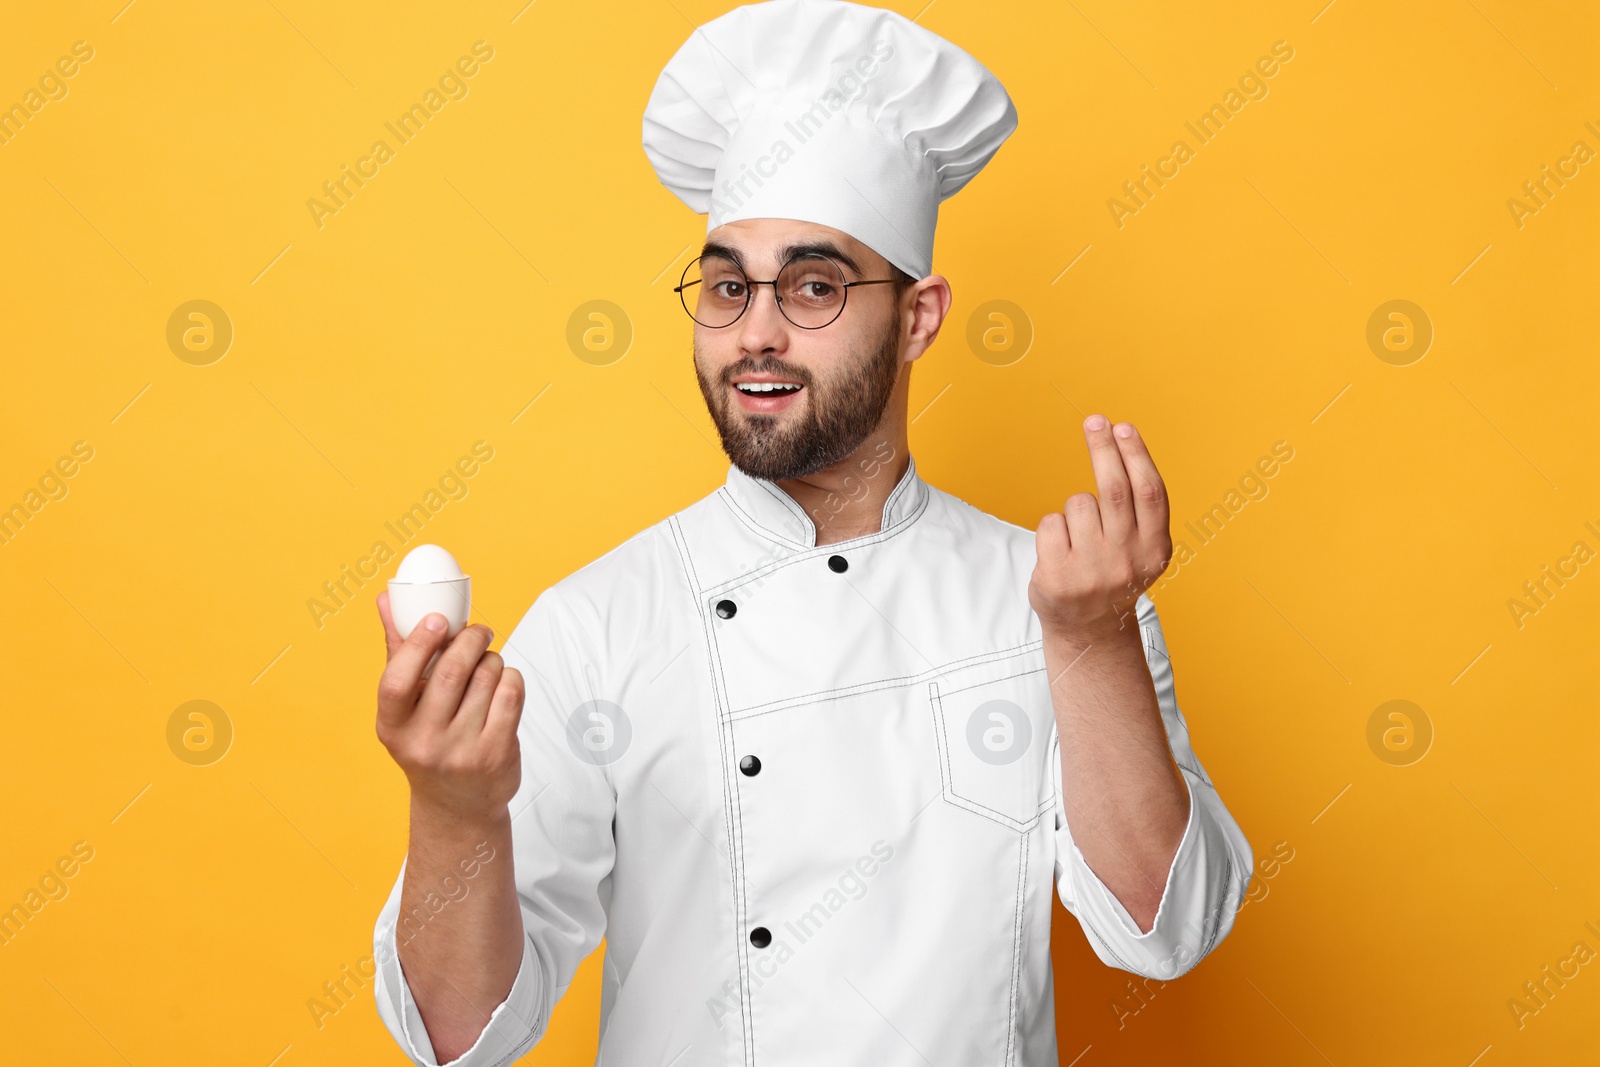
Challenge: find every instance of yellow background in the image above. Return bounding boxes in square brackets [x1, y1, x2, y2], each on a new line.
[2, 0, 1595, 1063]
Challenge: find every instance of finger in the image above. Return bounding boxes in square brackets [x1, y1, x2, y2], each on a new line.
[451, 650, 503, 737]
[1111, 422, 1170, 535]
[377, 590, 404, 661]
[1036, 510, 1069, 557]
[482, 667, 526, 749]
[1063, 491, 1102, 547]
[413, 624, 495, 731]
[1082, 414, 1135, 542]
[376, 613, 453, 731]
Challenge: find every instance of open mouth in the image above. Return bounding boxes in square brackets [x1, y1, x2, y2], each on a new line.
[730, 379, 805, 412]
[733, 382, 803, 395]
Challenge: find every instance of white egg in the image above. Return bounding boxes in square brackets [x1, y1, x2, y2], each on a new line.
[395, 543, 465, 583]
[388, 544, 472, 641]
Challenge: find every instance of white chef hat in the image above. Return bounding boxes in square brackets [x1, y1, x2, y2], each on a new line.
[641, 0, 1017, 280]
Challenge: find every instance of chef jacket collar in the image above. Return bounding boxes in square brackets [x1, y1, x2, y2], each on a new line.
[720, 453, 929, 549]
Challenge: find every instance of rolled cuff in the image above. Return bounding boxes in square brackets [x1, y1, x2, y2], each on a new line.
[1057, 765, 1252, 979]
[372, 888, 545, 1067]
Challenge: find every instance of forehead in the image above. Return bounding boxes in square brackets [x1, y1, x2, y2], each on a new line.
[702, 218, 887, 274]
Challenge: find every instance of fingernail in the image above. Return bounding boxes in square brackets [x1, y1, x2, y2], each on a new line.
[424, 614, 446, 632]
[1114, 422, 1135, 438]
[1085, 414, 1108, 431]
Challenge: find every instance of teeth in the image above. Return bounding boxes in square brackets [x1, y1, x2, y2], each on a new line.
[736, 382, 801, 394]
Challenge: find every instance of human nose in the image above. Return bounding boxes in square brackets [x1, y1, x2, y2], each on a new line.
[735, 279, 790, 353]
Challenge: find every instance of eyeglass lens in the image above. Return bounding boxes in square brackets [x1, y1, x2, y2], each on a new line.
[682, 255, 848, 329]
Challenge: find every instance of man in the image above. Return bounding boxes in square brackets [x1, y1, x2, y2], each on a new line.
[371, 1, 1253, 1064]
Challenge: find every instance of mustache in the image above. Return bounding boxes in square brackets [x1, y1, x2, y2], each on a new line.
[722, 358, 813, 387]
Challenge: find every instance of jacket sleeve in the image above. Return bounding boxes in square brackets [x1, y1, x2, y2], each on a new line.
[1049, 593, 1253, 979]
[372, 586, 618, 1065]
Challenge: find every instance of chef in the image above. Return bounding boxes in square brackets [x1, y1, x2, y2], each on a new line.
[370, 1, 1254, 1064]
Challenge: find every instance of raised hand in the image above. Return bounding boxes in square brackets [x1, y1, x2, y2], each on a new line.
[373, 591, 528, 1062]
[374, 590, 525, 823]
[1029, 415, 1173, 642]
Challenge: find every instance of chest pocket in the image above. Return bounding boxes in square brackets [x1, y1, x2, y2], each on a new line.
[929, 647, 1056, 833]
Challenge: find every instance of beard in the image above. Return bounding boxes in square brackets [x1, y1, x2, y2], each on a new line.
[693, 310, 903, 482]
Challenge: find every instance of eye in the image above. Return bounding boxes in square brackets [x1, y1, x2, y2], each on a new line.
[710, 280, 747, 300]
[780, 256, 846, 307]
[786, 275, 839, 304]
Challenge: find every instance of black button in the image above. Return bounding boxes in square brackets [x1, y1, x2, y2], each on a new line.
[739, 755, 761, 776]
[827, 554, 848, 573]
[749, 926, 772, 948]
[715, 599, 737, 619]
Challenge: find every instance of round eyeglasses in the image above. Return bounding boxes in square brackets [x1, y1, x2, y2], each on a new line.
[674, 253, 900, 330]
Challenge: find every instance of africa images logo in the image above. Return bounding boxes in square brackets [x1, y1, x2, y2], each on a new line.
[305, 41, 496, 229]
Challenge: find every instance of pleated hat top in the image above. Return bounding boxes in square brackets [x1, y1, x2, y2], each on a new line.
[641, 0, 1017, 279]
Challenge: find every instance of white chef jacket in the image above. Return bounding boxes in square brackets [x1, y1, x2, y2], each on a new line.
[372, 454, 1254, 1066]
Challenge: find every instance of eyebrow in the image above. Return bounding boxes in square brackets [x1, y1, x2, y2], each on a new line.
[699, 239, 864, 277]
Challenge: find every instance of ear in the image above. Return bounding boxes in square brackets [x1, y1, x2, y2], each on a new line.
[902, 275, 952, 363]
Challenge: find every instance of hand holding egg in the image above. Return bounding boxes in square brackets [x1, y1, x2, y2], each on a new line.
[375, 545, 525, 824]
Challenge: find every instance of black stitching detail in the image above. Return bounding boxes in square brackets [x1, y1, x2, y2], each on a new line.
[726, 639, 1045, 722]
[718, 486, 811, 551]
[1085, 914, 1140, 975]
[937, 663, 1046, 699]
[669, 517, 754, 1064]
[928, 680, 1047, 834]
[754, 478, 817, 544]
[674, 517, 705, 594]
[1004, 831, 1029, 1067]
[706, 487, 932, 595]
[721, 456, 928, 552]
